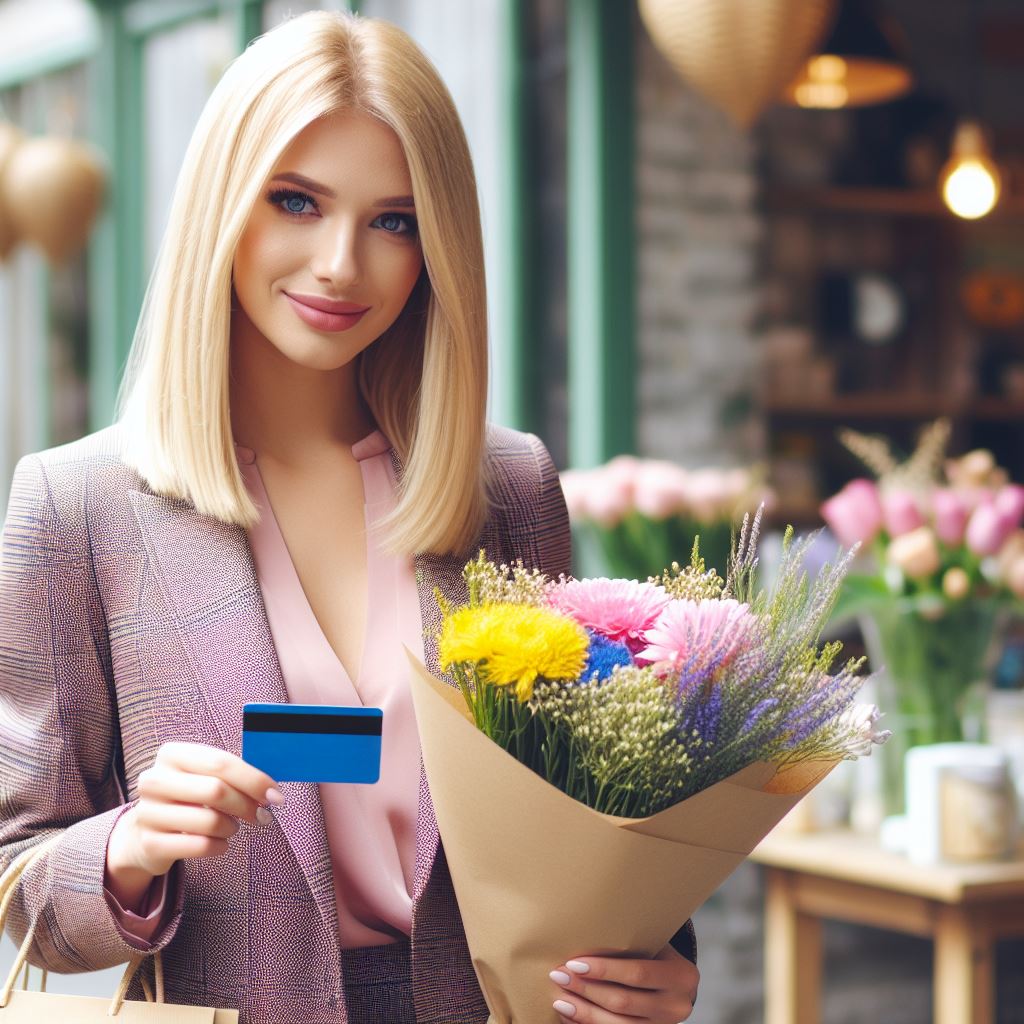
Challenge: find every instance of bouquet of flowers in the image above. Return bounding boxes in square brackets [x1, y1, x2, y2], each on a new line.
[821, 420, 1024, 811]
[559, 455, 770, 577]
[406, 511, 887, 1024]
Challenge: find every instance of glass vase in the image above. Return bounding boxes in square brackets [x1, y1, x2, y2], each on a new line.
[859, 600, 1004, 817]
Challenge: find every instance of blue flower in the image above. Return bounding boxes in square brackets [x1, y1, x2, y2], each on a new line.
[582, 631, 634, 681]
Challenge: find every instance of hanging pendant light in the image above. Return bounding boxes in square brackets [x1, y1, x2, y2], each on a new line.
[638, 0, 837, 129]
[0, 122, 24, 261]
[2, 135, 106, 265]
[937, 0, 999, 220]
[940, 121, 1001, 220]
[783, 0, 913, 109]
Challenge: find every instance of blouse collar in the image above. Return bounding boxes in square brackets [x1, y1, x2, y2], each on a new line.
[233, 429, 391, 466]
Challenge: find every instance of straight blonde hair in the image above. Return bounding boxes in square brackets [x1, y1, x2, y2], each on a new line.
[117, 11, 489, 556]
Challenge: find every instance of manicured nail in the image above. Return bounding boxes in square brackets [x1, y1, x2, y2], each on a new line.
[553, 999, 576, 1017]
[256, 806, 274, 826]
[265, 787, 285, 806]
[549, 970, 571, 986]
[565, 960, 590, 974]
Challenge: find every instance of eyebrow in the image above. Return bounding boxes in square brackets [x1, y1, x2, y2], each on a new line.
[271, 171, 415, 208]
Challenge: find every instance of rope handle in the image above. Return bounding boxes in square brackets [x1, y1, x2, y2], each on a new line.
[0, 833, 164, 1013]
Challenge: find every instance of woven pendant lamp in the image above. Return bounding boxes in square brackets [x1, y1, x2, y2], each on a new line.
[638, 0, 838, 128]
[2, 135, 106, 265]
[0, 122, 24, 261]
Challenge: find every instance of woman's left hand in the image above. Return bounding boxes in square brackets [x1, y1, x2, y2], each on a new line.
[549, 944, 699, 1023]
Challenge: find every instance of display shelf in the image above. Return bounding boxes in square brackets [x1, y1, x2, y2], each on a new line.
[761, 394, 1024, 420]
[764, 185, 1024, 221]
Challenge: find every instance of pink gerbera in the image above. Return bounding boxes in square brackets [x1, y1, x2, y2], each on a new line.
[547, 578, 670, 653]
[637, 598, 759, 676]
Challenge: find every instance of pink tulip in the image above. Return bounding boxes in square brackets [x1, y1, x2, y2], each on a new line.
[942, 566, 970, 600]
[573, 457, 640, 527]
[686, 468, 732, 523]
[965, 501, 1017, 557]
[997, 530, 1024, 578]
[995, 485, 1024, 528]
[886, 526, 941, 579]
[634, 460, 689, 520]
[931, 488, 970, 546]
[1007, 555, 1024, 599]
[558, 469, 593, 521]
[820, 479, 883, 547]
[881, 490, 924, 537]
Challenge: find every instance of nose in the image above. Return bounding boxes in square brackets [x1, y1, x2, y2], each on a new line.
[310, 219, 361, 290]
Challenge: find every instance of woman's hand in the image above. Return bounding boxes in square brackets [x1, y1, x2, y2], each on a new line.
[549, 944, 699, 1023]
[105, 741, 283, 902]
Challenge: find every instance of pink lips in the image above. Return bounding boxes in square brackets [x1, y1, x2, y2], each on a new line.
[283, 291, 370, 332]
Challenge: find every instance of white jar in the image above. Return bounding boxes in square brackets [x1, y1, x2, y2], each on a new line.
[905, 743, 1018, 864]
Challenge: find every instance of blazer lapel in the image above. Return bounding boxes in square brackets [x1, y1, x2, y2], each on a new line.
[128, 489, 341, 953]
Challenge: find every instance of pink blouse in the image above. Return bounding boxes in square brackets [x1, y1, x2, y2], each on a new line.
[103, 430, 425, 950]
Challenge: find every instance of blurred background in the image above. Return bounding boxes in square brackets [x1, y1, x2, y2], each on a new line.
[2, 0, 1024, 1020]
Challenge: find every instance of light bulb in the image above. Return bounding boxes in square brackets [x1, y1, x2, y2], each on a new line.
[940, 121, 1001, 220]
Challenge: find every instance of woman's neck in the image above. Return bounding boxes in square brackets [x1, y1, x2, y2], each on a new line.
[228, 321, 375, 467]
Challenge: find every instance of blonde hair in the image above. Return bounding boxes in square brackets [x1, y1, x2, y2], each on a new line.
[117, 11, 488, 556]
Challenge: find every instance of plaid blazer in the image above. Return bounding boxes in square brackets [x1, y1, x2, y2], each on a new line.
[0, 423, 693, 1023]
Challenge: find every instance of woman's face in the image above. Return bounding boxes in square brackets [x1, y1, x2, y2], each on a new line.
[232, 109, 424, 372]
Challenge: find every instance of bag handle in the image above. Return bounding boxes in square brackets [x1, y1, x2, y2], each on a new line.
[0, 833, 164, 1012]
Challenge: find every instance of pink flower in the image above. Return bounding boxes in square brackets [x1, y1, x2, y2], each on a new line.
[637, 598, 759, 675]
[821, 479, 883, 547]
[997, 530, 1024, 578]
[965, 501, 1016, 557]
[886, 526, 940, 579]
[942, 566, 971, 600]
[586, 457, 639, 527]
[558, 469, 593, 522]
[633, 460, 689, 520]
[686, 468, 733, 523]
[881, 490, 924, 537]
[995, 485, 1024, 528]
[548, 578, 670, 653]
[931, 488, 969, 546]
[1007, 555, 1024, 599]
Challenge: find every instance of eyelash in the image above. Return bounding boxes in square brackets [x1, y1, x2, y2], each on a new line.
[266, 188, 418, 236]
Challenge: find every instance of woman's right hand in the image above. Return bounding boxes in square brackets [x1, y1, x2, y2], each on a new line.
[106, 741, 283, 890]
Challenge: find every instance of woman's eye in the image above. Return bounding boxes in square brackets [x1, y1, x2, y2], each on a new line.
[374, 212, 417, 236]
[268, 188, 317, 217]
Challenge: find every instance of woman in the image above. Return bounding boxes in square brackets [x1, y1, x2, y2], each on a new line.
[0, 11, 697, 1023]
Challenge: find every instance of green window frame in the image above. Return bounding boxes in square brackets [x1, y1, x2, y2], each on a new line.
[4, 0, 633, 461]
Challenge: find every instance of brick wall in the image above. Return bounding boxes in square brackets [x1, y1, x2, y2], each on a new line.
[633, 14, 763, 469]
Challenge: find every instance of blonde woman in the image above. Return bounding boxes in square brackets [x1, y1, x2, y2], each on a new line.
[0, 12, 698, 1023]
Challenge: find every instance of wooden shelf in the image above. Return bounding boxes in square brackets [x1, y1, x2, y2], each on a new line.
[761, 394, 1024, 421]
[763, 185, 1024, 221]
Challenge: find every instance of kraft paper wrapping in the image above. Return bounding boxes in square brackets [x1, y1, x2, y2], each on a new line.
[406, 651, 836, 1024]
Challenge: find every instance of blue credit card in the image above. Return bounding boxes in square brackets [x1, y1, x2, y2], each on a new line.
[242, 703, 382, 784]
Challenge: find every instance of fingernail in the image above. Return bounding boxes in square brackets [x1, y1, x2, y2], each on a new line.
[256, 806, 274, 826]
[549, 970, 571, 986]
[552, 999, 576, 1017]
[565, 960, 589, 974]
[265, 787, 285, 806]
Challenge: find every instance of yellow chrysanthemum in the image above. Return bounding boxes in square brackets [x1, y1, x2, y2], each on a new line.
[440, 603, 589, 701]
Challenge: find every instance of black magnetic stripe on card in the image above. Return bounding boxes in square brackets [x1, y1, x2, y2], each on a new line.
[243, 711, 382, 736]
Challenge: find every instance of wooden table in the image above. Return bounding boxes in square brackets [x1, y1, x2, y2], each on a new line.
[750, 829, 1024, 1024]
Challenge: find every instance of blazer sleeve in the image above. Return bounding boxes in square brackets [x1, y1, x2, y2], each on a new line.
[522, 433, 572, 580]
[0, 453, 185, 972]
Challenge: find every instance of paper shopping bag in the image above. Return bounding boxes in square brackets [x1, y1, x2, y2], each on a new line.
[0, 835, 237, 1022]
